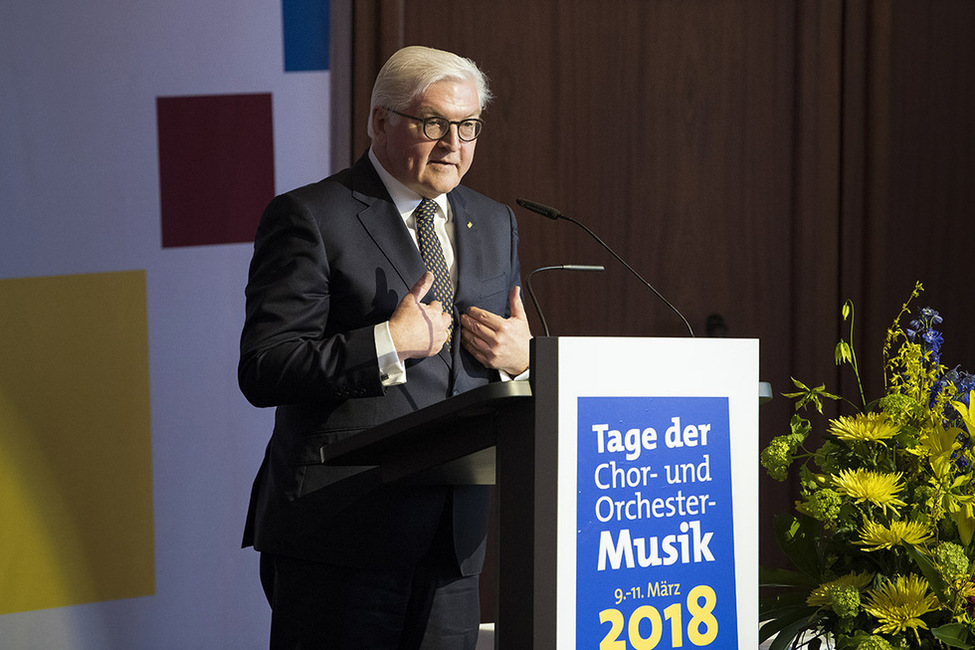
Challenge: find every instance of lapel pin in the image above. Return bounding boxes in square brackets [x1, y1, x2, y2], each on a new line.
[467, 221, 473, 229]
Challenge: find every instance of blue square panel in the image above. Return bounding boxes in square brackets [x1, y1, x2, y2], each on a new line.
[283, 0, 330, 72]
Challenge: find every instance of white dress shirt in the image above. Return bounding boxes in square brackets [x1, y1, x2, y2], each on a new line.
[367, 149, 527, 385]
[368, 149, 455, 386]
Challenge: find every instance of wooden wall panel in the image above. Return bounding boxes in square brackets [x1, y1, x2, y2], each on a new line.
[333, 0, 975, 610]
[341, 0, 822, 565]
[854, 1, 975, 399]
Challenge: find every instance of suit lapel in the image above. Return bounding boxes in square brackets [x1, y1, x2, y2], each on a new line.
[351, 154, 452, 370]
[448, 189, 504, 388]
[351, 155, 427, 294]
[449, 189, 479, 312]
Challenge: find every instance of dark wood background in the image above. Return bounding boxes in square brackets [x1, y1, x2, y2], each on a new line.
[330, 0, 975, 620]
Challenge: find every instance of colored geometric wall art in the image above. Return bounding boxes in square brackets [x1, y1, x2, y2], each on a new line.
[156, 93, 274, 248]
[0, 271, 154, 614]
[283, 0, 331, 72]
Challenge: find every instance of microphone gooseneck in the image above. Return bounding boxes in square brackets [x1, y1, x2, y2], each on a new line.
[516, 198, 696, 337]
[526, 265, 605, 336]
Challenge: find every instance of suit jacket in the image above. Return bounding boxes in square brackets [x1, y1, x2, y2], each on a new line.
[238, 153, 522, 575]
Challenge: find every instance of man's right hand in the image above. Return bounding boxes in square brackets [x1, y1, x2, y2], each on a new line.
[388, 272, 452, 360]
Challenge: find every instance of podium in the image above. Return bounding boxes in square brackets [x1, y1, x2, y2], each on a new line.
[318, 337, 760, 648]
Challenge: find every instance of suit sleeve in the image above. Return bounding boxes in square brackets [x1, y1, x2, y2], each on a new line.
[237, 194, 385, 408]
[508, 204, 523, 311]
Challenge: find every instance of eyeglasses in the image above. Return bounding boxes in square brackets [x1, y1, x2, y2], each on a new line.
[386, 108, 483, 142]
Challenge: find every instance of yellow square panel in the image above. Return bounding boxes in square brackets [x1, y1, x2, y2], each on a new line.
[0, 271, 154, 614]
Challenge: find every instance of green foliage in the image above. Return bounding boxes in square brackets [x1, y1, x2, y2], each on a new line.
[760, 284, 975, 649]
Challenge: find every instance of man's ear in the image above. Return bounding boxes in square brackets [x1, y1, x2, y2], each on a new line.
[371, 106, 388, 141]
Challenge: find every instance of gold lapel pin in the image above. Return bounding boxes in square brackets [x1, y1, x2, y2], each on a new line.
[467, 221, 473, 229]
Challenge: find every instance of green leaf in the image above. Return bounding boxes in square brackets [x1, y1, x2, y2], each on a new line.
[768, 612, 824, 650]
[760, 594, 815, 621]
[790, 377, 812, 392]
[758, 606, 818, 642]
[905, 543, 950, 605]
[790, 414, 812, 439]
[759, 604, 818, 642]
[774, 513, 823, 580]
[760, 565, 818, 588]
[759, 620, 787, 645]
[835, 632, 875, 650]
[933, 623, 975, 649]
[783, 378, 842, 414]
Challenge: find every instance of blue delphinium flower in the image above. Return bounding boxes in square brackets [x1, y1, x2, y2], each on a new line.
[924, 329, 944, 363]
[921, 306, 944, 324]
[954, 370, 975, 407]
[939, 367, 975, 473]
[899, 307, 975, 474]
[908, 307, 945, 363]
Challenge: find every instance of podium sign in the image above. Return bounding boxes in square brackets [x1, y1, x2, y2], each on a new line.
[534, 337, 758, 649]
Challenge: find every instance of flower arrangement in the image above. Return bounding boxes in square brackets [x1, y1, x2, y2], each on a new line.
[760, 282, 975, 650]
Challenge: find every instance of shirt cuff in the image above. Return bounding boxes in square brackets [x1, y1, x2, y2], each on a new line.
[499, 367, 530, 382]
[375, 322, 406, 386]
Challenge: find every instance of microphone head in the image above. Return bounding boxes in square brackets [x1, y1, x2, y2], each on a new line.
[516, 198, 562, 220]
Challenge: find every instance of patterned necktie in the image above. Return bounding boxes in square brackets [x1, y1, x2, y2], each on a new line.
[413, 198, 454, 342]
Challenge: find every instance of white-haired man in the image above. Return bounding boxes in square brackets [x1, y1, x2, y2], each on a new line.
[239, 45, 531, 648]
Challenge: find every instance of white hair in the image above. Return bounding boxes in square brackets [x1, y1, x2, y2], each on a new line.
[367, 46, 493, 139]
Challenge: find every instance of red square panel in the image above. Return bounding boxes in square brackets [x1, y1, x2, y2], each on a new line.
[157, 93, 274, 248]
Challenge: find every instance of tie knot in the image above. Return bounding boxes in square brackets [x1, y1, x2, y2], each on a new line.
[415, 198, 438, 223]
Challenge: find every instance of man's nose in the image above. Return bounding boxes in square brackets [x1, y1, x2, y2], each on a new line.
[437, 124, 461, 149]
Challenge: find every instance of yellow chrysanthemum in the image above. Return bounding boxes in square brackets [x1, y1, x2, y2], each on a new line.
[856, 519, 931, 551]
[807, 571, 874, 607]
[829, 413, 899, 442]
[863, 575, 940, 635]
[833, 468, 908, 514]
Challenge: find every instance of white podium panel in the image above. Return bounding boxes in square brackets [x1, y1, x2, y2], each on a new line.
[536, 337, 759, 649]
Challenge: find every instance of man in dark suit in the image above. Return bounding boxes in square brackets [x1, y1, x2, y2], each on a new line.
[238, 45, 531, 648]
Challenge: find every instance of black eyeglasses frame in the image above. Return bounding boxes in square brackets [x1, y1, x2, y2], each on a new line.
[385, 108, 484, 142]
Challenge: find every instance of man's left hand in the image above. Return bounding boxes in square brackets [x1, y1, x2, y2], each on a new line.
[460, 286, 531, 376]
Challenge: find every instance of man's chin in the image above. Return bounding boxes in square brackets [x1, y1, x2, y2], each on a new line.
[420, 173, 462, 196]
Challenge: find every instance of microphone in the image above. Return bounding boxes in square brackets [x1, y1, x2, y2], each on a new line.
[526, 264, 605, 336]
[516, 198, 695, 337]
[515, 198, 562, 220]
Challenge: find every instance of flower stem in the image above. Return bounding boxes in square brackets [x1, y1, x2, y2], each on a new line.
[840, 299, 867, 408]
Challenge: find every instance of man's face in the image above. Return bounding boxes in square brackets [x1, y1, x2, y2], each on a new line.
[372, 79, 480, 198]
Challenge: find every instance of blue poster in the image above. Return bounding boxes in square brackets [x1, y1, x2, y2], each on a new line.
[576, 396, 738, 648]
